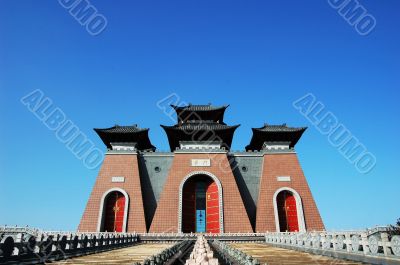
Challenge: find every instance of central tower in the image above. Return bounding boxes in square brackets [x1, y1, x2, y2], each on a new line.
[149, 104, 253, 233]
[161, 104, 239, 151]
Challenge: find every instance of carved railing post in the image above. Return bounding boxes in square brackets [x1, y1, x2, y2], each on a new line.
[361, 232, 368, 255]
[345, 233, 351, 253]
[381, 232, 390, 256]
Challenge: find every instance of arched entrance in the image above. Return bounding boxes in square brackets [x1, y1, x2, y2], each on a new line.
[181, 174, 221, 233]
[276, 190, 299, 232]
[102, 191, 126, 232]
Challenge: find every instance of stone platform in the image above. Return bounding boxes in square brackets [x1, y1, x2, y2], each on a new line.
[51, 243, 172, 265]
[1, 229, 399, 265]
[230, 243, 368, 265]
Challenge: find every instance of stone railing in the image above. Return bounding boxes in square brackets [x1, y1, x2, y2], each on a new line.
[4, 226, 399, 265]
[139, 233, 265, 243]
[0, 229, 139, 264]
[265, 230, 400, 264]
[0, 226, 43, 237]
[211, 240, 261, 265]
[139, 240, 192, 265]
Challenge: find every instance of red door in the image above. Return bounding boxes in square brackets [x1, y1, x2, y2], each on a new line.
[103, 191, 125, 232]
[182, 176, 221, 234]
[182, 181, 196, 233]
[277, 191, 299, 232]
[206, 181, 220, 234]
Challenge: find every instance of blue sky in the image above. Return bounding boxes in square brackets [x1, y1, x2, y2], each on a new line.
[0, 0, 399, 231]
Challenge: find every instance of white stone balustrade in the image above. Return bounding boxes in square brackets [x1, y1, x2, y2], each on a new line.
[265, 230, 400, 261]
[0, 227, 139, 263]
[185, 236, 219, 265]
[2, 226, 399, 265]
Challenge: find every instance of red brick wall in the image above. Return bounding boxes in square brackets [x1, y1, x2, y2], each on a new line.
[78, 154, 147, 233]
[149, 153, 253, 233]
[255, 153, 325, 232]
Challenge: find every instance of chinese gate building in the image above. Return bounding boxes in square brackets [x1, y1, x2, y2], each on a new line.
[78, 104, 324, 233]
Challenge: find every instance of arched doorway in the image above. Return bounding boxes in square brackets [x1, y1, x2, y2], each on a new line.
[102, 191, 126, 232]
[276, 190, 299, 232]
[181, 174, 221, 233]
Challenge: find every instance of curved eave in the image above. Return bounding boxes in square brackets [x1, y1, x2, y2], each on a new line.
[94, 125, 149, 134]
[94, 128, 156, 151]
[246, 127, 307, 151]
[161, 124, 239, 131]
[161, 124, 239, 151]
[171, 104, 229, 123]
[252, 126, 307, 133]
[171, 104, 229, 111]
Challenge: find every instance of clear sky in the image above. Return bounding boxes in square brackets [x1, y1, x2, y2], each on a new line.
[0, 0, 399, 231]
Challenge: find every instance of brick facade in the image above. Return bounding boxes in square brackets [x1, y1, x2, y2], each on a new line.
[149, 153, 254, 233]
[255, 152, 325, 232]
[79, 151, 325, 233]
[78, 153, 147, 233]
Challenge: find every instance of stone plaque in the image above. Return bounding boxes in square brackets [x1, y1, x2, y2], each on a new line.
[191, 159, 211, 167]
[112, 176, 125, 183]
[277, 176, 291, 182]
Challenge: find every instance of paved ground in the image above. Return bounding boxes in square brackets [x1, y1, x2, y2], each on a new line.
[50, 243, 172, 265]
[230, 243, 369, 265]
[48, 242, 369, 265]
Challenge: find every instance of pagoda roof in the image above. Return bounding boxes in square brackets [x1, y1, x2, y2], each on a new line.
[246, 123, 306, 151]
[161, 121, 239, 151]
[94, 125, 156, 151]
[162, 120, 238, 131]
[172, 104, 228, 111]
[253, 123, 307, 132]
[171, 104, 228, 123]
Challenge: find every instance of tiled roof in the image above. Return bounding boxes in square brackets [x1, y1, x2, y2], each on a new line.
[94, 125, 148, 133]
[162, 122, 239, 131]
[94, 125, 155, 151]
[254, 123, 306, 132]
[171, 104, 228, 111]
[246, 123, 307, 151]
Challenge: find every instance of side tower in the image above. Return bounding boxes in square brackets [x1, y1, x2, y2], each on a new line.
[248, 124, 325, 232]
[78, 125, 154, 233]
[149, 104, 253, 233]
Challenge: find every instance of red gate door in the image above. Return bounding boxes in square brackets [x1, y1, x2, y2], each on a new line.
[277, 191, 299, 232]
[182, 181, 196, 233]
[206, 181, 220, 233]
[103, 191, 125, 232]
[285, 193, 299, 232]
